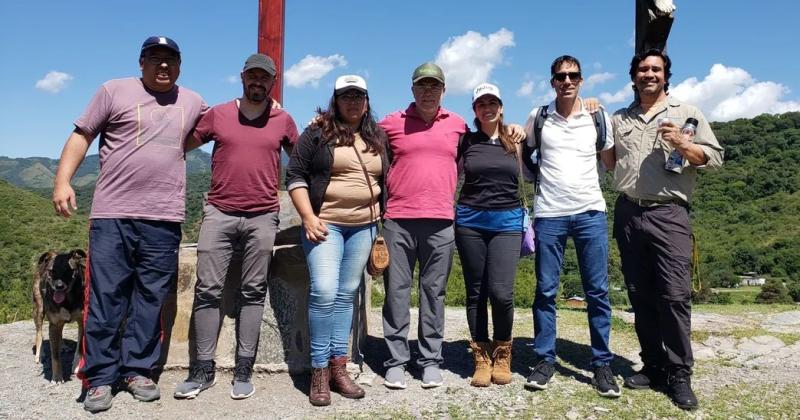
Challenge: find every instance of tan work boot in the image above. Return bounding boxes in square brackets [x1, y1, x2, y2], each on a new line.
[469, 341, 493, 387]
[492, 340, 513, 385]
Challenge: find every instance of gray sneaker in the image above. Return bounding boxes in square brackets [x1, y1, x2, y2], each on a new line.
[421, 366, 443, 389]
[230, 356, 255, 400]
[122, 375, 160, 402]
[83, 385, 113, 413]
[383, 365, 407, 389]
[174, 360, 216, 399]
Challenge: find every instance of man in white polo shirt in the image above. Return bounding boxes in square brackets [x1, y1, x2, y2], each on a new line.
[522, 55, 619, 397]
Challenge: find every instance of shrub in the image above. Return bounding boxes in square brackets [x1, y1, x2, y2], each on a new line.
[755, 279, 794, 304]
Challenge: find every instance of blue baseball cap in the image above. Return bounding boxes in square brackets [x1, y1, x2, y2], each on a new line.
[140, 36, 180, 55]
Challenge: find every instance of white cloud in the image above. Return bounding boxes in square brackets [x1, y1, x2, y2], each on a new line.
[285, 54, 347, 88]
[599, 82, 634, 105]
[225, 75, 239, 84]
[434, 28, 515, 93]
[584, 72, 615, 90]
[516, 80, 534, 97]
[671, 64, 800, 121]
[35, 71, 73, 93]
[593, 62, 603, 71]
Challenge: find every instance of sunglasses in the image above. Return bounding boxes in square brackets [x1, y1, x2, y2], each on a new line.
[337, 93, 367, 103]
[144, 55, 180, 66]
[553, 72, 582, 82]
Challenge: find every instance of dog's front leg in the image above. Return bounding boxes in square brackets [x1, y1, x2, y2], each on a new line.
[33, 285, 44, 363]
[49, 321, 64, 384]
[34, 312, 43, 363]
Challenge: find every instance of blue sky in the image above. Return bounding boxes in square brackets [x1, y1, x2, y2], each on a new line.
[2, 0, 799, 158]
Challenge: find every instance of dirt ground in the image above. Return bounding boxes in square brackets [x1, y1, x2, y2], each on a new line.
[1, 307, 798, 419]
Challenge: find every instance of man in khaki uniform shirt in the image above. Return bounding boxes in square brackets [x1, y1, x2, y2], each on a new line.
[611, 49, 723, 411]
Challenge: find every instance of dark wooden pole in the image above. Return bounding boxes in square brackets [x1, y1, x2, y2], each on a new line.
[258, 0, 285, 103]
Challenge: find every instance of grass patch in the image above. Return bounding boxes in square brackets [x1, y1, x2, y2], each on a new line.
[693, 303, 798, 315]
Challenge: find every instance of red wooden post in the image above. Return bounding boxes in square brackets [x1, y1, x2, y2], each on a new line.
[258, 0, 286, 104]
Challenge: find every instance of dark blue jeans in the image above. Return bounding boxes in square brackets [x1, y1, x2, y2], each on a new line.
[532, 210, 613, 367]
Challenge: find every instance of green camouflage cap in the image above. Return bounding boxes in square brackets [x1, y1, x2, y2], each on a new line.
[412, 62, 445, 84]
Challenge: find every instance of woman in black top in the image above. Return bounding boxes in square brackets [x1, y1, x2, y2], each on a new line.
[455, 83, 526, 387]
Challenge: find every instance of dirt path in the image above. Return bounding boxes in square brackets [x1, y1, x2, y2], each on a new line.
[1, 308, 798, 419]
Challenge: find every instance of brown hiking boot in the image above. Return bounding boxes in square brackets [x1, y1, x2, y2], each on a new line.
[469, 341, 492, 387]
[309, 367, 330, 406]
[328, 356, 364, 399]
[491, 340, 513, 385]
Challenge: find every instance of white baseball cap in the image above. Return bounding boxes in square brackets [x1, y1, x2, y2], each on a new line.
[472, 83, 502, 104]
[334, 75, 367, 95]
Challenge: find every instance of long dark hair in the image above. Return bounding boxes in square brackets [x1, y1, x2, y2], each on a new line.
[312, 93, 384, 155]
[473, 113, 516, 155]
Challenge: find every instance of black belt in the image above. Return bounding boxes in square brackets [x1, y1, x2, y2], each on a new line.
[623, 194, 685, 208]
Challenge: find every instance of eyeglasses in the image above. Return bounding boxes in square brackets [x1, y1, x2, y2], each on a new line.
[413, 84, 444, 94]
[337, 93, 367, 103]
[144, 55, 180, 66]
[553, 72, 582, 82]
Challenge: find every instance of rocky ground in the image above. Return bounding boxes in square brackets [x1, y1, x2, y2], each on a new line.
[1, 307, 799, 419]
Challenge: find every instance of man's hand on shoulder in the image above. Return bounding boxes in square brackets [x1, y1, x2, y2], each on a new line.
[508, 124, 526, 143]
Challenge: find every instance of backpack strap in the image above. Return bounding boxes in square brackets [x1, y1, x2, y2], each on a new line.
[532, 104, 549, 151]
[592, 108, 607, 153]
[529, 105, 549, 189]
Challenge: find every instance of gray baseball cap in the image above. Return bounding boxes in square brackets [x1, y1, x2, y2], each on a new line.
[243, 53, 276, 76]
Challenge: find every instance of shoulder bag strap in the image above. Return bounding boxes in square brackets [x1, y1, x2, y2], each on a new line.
[351, 144, 381, 234]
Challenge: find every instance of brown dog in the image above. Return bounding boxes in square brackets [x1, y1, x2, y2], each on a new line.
[33, 249, 86, 383]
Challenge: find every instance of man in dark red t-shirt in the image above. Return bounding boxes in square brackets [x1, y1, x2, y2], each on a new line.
[174, 53, 298, 401]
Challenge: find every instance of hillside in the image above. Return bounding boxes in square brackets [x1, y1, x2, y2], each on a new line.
[1, 112, 799, 323]
[0, 181, 88, 322]
[0, 149, 211, 190]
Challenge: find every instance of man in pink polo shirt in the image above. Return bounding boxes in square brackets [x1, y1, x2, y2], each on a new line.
[173, 53, 298, 401]
[378, 63, 467, 389]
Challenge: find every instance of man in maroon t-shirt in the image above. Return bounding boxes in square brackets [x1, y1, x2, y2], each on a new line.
[174, 54, 298, 401]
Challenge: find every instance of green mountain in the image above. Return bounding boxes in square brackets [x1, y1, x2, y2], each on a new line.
[1, 112, 799, 322]
[0, 180, 89, 322]
[0, 149, 211, 190]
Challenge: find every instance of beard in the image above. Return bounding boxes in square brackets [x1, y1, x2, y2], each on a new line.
[245, 85, 268, 103]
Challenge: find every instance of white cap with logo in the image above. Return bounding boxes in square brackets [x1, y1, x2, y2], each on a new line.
[334, 75, 368, 95]
[472, 83, 502, 104]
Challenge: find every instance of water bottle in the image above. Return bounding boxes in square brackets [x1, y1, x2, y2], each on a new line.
[664, 117, 698, 173]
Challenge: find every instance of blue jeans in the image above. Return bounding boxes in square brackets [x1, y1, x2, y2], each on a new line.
[302, 222, 376, 368]
[532, 210, 613, 367]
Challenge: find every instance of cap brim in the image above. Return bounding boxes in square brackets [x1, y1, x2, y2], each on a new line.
[412, 76, 445, 84]
[142, 45, 180, 55]
[472, 93, 502, 104]
[335, 86, 368, 95]
[243, 65, 276, 76]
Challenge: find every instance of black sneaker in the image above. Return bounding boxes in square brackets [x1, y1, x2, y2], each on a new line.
[624, 365, 665, 389]
[525, 360, 555, 390]
[592, 365, 621, 398]
[231, 356, 255, 400]
[174, 359, 216, 399]
[667, 369, 698, 410]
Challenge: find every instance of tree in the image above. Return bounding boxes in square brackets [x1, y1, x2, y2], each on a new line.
[755, 279, 793, 304]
